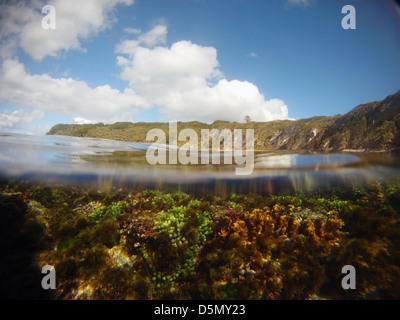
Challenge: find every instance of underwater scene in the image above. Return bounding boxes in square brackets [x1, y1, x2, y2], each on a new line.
[1, 132, 400, 300]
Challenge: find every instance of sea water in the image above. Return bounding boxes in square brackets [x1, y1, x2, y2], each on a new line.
[0, 132, 399, 195]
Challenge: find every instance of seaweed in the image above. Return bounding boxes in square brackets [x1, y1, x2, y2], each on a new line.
[2, 179, 400, 299]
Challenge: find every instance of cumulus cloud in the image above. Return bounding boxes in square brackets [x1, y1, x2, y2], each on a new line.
[0, 59, 150, 127]
[138, 24, 167, 47]
[0, 109, 44, 129]
[115, 25, 289, 123]
[115, 24, 168, 56]
[0, 2, 289, 132]
[0, 0, 134, 60]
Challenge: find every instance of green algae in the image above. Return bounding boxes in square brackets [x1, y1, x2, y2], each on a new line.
[57, 238, 75, 251]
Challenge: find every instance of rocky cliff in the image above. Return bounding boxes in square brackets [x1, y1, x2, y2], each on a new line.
[311, 90, 400, 151]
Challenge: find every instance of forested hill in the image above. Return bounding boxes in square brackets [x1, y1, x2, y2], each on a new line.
[47, 90, 400, 152]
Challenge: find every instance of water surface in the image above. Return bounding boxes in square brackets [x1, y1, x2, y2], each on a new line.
[1, 132, 399, 194]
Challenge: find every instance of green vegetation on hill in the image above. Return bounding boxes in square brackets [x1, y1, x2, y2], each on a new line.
[47, 90, 400, 151]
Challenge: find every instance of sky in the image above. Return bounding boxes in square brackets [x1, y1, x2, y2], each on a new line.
[0, 0, 399, 135]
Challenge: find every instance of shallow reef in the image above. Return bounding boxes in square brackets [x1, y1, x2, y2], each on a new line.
[1, 179, 400, 299]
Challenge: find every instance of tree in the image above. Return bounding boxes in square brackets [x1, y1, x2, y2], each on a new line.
[244, 115, 251, 123]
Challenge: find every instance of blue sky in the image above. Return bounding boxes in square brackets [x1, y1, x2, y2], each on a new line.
[0, 0, 399, 134]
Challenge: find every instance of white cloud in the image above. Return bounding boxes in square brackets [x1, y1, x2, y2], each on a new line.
[0, 109, 44, 129]
[0, 107, 51, 135]
[248, 52, 258, 58]
[117, 38, 223, 94]
[287, 0, 312, 7]
[0, 0, 134, 60]
[115, 25, 288, 123]
[123, 27, 141, 34]
[115, 24, 168, 56]
[0, 11, 289, 133]
[152, 79, 288, 123]
[74, 117, 96, 125]
[138, 24, 167, 47]
[0, 59, 150, 128]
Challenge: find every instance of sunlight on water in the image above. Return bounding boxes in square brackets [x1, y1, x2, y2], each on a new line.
[1, 132, 400, 195]
[255, 153, 362, 169]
